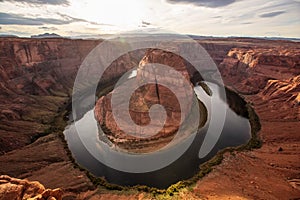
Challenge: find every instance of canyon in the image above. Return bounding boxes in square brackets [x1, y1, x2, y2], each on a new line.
[0, 37, 299, 199]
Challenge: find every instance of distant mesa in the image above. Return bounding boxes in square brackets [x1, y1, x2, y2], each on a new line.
[0, 34, 18, 38]
[31, 33, 62, 38]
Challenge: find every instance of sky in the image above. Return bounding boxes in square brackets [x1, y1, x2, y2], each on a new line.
[0, 0, 299, 38]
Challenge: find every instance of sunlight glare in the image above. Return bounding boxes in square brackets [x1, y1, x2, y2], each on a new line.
[70, 0, 145, 30]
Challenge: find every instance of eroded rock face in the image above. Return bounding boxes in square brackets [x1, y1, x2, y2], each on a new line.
[0, 38, 101, 95]
[0, 38, 100, 154]
[253, 75, 300, 121]
[218, 44, 300, 122]
[262, 75, 300, 104]
[94, 49, 196, 152]
[0, 38, 142, 154]
[219, 47, 300, 94]
[0, 175, 62, 200]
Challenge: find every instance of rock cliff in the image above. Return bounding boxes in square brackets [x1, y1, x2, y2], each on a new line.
[0, 38, 100, 154]
[219, 46, 300, 94]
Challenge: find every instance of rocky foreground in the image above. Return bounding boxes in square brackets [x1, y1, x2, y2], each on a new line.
[0, 175, 62, 200]
[0, 37, 299, 199]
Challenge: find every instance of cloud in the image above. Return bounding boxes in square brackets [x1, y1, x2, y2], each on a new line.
[241, 22, 252, 24]
[142, 21, 151, 26]
[259, 11, 286, 18]
[0, 12, 81, 25]
[38, 26, 58, 31]
[166, 0, 236, 8]
[55, 13, 86, 23]
[55, 13, 113, 26]
[0, 0, 69, 6]
[138, 21, 152, 28]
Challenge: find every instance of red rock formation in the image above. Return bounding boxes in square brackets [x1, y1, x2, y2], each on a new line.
[262, 75, 300, 104]
[0, 175, 62, 200]
[0, 38, 101, 95]
[219, 46, 300, 94]
[0, 38, 99, 154]
[95, 49, 195, 152]
[253, 75, 300, 121]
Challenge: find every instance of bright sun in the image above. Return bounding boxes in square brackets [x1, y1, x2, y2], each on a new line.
[70, 0, 146, 29]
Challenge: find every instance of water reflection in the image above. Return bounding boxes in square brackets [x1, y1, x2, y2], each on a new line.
[64, 82, 250, 188]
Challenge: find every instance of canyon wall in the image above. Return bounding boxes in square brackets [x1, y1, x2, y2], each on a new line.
[219, 47, 300, 94]
[0, 38, 143, 154]
[0, 38, 100, 154]
[0, 37, 299, 199]
[216, 42, 300, 121]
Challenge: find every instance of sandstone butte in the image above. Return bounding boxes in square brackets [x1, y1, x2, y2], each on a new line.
[0, 37, 299, 199]
[94, 48, 199, 153]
